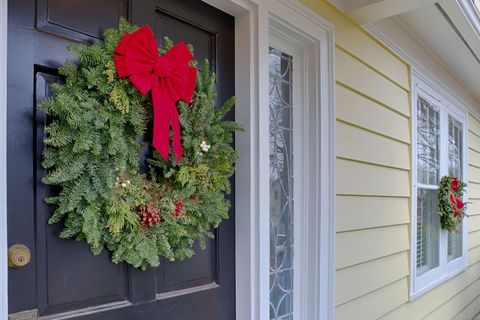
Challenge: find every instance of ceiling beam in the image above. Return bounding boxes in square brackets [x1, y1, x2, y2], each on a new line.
[329, 0, 438, 24]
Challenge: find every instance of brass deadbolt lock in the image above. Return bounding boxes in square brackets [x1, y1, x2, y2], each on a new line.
[8, 244, 31, 269]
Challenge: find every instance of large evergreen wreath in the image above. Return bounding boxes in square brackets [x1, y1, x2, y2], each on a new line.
[39, 19, 241, 269]
[438, 176, 466, 232]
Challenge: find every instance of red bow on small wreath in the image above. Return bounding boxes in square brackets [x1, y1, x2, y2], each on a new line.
[114, 25, 197, 162]
[438, 175, 466, 232]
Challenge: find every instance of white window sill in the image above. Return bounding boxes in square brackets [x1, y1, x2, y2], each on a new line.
[410, 263, 467, 301]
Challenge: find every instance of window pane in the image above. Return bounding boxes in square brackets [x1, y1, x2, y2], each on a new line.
[269, 47, 294, 320]
[447, 115, 463, 262]
[417, 188, 440, 275]
[448, 115, 463, 178]
[417, 98, 440, 185]
[448, 225, 463, 262]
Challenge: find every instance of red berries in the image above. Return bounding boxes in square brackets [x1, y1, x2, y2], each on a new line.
[173, 200, 184, 217]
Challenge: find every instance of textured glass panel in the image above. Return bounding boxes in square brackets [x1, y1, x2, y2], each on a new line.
[269, 47, 294, 320]
[448, 115, 464, 261]
[416, 188, 440, 275]
[417, 98, 440, 186]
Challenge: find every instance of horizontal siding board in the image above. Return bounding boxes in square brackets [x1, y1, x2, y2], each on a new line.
[336, 251, 409, 305]
[336, 84, 410, 143]
[469, 131, 480, 154]
[468, 199, 480, 216]
[469, 182, 480, 200]
[336, 196, 410, 232]
[337, 159, 410, 197]
[424, 278, 480, 320]
[337, 121, 410, 170]
[381, 262, 480, 320]
[469, 165, 480, 183]
[469, 113, 480, 136]
[453, 294, 480, 320]
[336, 48, 410, 117]
[469, 230, 480, 250]
[336, 278, 409, 320]
[468, 245, 480, 265]
[468, 149, 480, 168]
[336, 225, 409, 269]
[468, 214, 480, 233]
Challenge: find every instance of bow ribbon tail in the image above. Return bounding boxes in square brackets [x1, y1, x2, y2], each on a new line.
[169, 102, 183, 162]
[152, 84, 173, 161]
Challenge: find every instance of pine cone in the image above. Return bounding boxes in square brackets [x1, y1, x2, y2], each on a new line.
[139, 204, 161, 227]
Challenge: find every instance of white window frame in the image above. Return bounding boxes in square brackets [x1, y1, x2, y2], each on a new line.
[0, 0, 8, 318]
[411, 76, 468, 299]
[204, 0, 335, 319]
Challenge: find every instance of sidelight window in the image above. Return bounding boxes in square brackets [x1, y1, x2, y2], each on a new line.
[269, 47, 294, 320]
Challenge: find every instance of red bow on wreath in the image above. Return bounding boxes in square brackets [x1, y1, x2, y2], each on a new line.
[114, 25, 197, 162]
[449, 194, 464, 218]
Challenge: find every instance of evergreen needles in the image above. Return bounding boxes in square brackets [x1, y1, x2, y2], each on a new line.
[39, 18, 242, 269]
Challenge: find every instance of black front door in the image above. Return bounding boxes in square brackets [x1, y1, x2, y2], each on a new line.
[7, 1, 235, 319]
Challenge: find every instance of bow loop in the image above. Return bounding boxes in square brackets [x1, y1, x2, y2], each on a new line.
[114, 25, 197, 162]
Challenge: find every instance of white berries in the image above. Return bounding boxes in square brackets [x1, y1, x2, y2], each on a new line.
[116, 177, 130, 188]
[200, 140, 211, 153]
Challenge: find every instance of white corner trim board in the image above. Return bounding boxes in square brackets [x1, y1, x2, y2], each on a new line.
[0, 0, 8, 318]
[203, 0, 335, 319]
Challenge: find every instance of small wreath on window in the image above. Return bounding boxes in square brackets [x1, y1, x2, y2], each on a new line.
[438, 175, 467, 232]
[39, 18, 242, 270]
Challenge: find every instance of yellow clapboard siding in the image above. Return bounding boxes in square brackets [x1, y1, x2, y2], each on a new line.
[469, 165, 480, 183]
[336, 195, 410, 232]
[469, 113, 480, 136]
[336, 48, 410, 117]
[336, 85, 410, 143]
[468, 149, 480, 168]
[468, 199, 480, 216]
[336, 225, 409, 269]
[468, 245, 480, 265]
[382, 262, 480, 320]
[469, 131, 480, 153]
[299, 0, 409, 90]
[336, 278, 409, 320]
[337, 159, 410, 197]
[469, 231, 480, 249]
[337, 121, 410, 170]
[453, 294, 480, 320]
[469, 215, 480, 233]
[336, 251, 409, 305]
[423, 277, 480, 320]
[469, 182, 480, 200]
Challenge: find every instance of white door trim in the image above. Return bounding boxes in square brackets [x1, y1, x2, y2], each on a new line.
[203, 1, 335, 319]
[0, 0, 8, 318]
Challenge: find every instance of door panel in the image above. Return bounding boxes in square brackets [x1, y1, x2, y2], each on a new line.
[36, 0, 129, 41]
[8, 0, 235, 318]
[34, 71, 129, 317]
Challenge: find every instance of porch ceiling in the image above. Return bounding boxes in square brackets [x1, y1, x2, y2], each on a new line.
[392, 1, 480, 105]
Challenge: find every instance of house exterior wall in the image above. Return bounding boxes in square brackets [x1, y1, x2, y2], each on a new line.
[300, 0, 480, 319]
